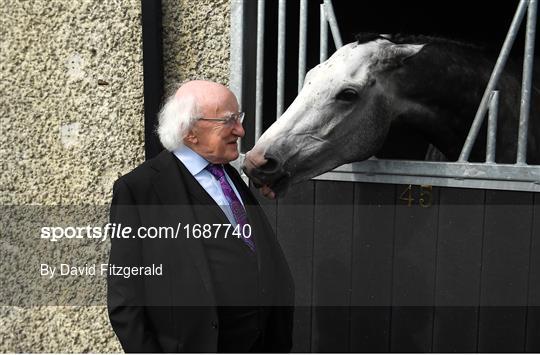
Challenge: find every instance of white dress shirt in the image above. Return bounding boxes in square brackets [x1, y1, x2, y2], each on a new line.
[172, 145, 244, 226]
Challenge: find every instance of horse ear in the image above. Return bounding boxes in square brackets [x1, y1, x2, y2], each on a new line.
[390, 43, 424, 64]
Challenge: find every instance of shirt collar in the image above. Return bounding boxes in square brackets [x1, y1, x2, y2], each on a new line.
[172, 145, 210, 176]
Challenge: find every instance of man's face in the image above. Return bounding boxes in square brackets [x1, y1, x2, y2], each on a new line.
[187, 90, 245, 164]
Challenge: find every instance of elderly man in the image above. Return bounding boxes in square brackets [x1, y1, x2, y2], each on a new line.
[107, 80, 294, 353]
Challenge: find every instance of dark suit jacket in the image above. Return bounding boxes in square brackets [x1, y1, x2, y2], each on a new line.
[107, 150, 294, 353]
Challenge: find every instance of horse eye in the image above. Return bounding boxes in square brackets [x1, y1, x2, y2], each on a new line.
[336, 88, 358, 102]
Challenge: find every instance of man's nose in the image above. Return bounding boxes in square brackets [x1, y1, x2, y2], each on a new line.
[233, 120, 245, 138]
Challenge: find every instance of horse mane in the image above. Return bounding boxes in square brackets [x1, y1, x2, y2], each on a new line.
[355, 32, 485, 51]
[356, 33, 501, 109]
[355, 32, 496, 82]
[355, 33, 539, 163]
[355, 32, 387, 44]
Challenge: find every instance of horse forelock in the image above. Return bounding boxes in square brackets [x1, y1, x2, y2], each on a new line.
[316, 40, 413, 88]
[313, 42, 376, 85]
[348, 40, 414, 76]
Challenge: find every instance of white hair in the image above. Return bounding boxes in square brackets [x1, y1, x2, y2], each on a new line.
[156, 93, 200, 151]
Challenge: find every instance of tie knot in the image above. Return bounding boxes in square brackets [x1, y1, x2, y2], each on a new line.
[205, 164, 225, 179]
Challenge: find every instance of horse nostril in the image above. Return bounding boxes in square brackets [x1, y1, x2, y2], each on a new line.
[259, 155, 282, 175]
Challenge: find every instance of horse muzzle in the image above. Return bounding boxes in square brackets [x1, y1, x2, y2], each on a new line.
[242, 150, 291, 194]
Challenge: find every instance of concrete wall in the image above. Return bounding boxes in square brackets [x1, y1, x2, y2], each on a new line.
[0, 0, 230, 352]
[163, 0, 231, 91]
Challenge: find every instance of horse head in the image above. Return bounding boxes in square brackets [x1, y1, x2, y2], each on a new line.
[243, 36, 425, 194]
[244, 33, 539, 195]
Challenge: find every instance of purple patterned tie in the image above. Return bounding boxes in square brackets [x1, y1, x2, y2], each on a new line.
[205, 164, 255, 252]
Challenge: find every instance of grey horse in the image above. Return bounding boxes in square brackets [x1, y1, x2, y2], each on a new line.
[243, 34, 540, 195]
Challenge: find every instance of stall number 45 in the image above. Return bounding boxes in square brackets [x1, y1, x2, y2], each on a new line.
[399, 185, 433, 208]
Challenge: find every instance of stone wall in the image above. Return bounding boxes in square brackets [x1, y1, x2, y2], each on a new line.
[0, 0, 230, 352]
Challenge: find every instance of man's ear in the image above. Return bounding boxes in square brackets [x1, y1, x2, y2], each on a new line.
[184, 130, 198, 145]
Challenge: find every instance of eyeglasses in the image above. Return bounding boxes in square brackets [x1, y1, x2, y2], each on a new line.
[197, 112, 245, 126]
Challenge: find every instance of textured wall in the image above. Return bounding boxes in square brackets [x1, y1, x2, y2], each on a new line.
[0, 0, 230, 352]
[162, 0, 231, 93]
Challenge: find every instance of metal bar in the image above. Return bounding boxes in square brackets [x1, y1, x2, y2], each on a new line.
[486, 91, 499, 163]
[255, 0, 265, 140]
[315, 169, 540, 193]
[298, 0, 307, 92]
[277, 0, 286, 118]
[235, 152, 540, 192]
[323, 0, 343, 48]
[458, 0, 530, 162]
[230, 0, 245, 152]
[333, 159, 540, 182]
[314, 159, 540, 192]
[320, 3, 328, 63]
[517, 0, 537, 164]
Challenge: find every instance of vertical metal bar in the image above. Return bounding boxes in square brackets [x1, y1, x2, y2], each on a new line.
[298, 0, 307, 93]
[323, 0, 343, 48]
[486, 91, 499, 163]
[458, 0, 530, 162]
[230, 0, 245, 151]
[517, 0, 537, 164]
[320, 3, 328, 63]
[277, 0, 286, 118]
[255, 0, 265, 141]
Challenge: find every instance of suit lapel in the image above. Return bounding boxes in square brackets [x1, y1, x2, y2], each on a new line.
[225, 164, 268, 224]
[225, 164, 273, 281]
[224, 164, 257, 207]
[149, 151, 219, 304]
[152, 151, 230, 224]
[226, 167, 293, 306]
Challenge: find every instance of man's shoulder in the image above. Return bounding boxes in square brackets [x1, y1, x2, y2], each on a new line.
[114, 150, 175, 190]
